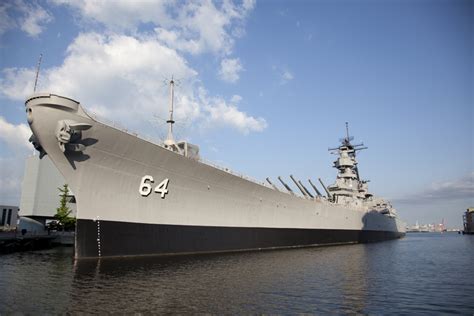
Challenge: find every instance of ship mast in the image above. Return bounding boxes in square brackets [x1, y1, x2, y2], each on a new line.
[164, 78, 176, 147]
[33, 53, 43, 93]
[159, 78, 201, 160]
[345, 122, 350, 142]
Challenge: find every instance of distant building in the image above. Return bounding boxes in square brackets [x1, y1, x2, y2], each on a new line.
[0, 205, 19, 229]
[19, 155, 76, 224]
[463, 208, 474, 235]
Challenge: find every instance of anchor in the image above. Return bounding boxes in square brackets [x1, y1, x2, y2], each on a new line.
[55, 120, 92, 152]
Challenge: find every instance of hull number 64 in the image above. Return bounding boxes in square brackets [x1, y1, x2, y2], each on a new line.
[139, 175, 169, 198]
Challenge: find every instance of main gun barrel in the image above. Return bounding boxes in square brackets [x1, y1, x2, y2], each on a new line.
[308, 179, 322, 197]
[266, 177, 280, 191]
[278, 176, 294, 195]
[290, 175, 309, 198]
[298, 180, 314, 198]
[318, 178, 332, 200]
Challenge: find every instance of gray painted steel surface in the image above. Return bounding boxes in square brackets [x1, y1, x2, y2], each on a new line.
[25, 93, 405, 258]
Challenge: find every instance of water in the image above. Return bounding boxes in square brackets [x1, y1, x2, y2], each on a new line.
[1, 233, 473, 314]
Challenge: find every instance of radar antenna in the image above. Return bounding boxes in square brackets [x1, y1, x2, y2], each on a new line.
[345, 121, 350, 140]
[33, 53, 43, 93]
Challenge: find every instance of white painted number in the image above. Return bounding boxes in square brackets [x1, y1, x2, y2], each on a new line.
[154, 178, 169, 198]
[139, 175, 170, 198]
[139, 175, 154, 196]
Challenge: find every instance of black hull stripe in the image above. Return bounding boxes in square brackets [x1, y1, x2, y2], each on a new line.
[75, 219, 405, 259]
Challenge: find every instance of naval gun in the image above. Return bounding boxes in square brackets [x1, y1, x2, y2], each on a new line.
[308, 179, 323, 197]
[298, 180, 314, 198]
[266, 177, 280, 191]
[278, 176, 294, 195]
[318, 178, 333, 201]
[290, 175, 309, 198]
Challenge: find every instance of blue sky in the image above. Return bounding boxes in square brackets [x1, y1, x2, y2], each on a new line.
[0, 0, 472, 228]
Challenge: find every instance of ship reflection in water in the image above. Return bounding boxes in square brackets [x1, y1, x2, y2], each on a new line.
[71, 246, 372, 314]
[1, 233, 473, 314]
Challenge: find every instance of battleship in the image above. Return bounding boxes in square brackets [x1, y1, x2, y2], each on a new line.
[25, 80, 405, 259]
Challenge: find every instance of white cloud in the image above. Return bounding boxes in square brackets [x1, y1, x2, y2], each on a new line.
[0, 32, 266, 135]
[174, 0, 253, 55]
[218, 58, 243, 83]
[206, 102, 267, 134]
[199, 90, 267, 134]
[0, 0, 53, 37]
[16, 0, 53, 37]
[53, 0, 256, 55]
[0, 0, 261, 206]
[1, 33, 198, 128]
[0, 3, 15, 36]
[272, 65, 294, 85]
[0, 116, 32, 152]
[394, 172, 474, 204]
[0, 67, 36, 100]
[230, 94, 242, 103]
[51, 0, 173, 31]
[280, 70, 294, 84]
[0, 0, 53, 38]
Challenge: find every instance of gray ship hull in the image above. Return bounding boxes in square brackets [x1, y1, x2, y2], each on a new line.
[25, 94, 405, 259]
